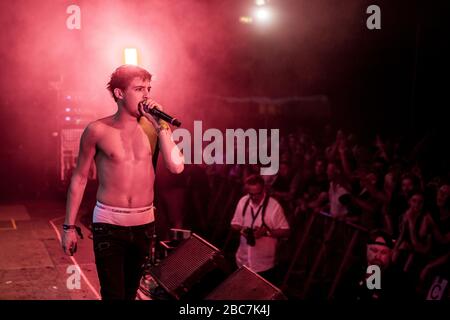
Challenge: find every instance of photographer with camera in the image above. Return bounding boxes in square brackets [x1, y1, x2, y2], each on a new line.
[230, 175, 290, 284]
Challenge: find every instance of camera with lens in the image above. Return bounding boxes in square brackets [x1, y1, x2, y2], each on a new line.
[243, 227, 256, 247]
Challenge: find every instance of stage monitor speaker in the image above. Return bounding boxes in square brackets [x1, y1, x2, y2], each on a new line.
[206, 266, 287, 300]
[148, 233, 228, 300]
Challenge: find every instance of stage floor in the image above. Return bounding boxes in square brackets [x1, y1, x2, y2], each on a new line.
[0, 200, 100, 300]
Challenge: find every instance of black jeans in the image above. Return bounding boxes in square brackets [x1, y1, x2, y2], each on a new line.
[92, 222, 155, 300]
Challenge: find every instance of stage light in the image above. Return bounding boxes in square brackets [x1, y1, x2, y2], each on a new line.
[239, 16, 253, 24]
[254, 6, 272, 24]
[255, 0, 267, 6]
[65, 108, 71, 112]
[124, 48, 138, 65]
[65, 116, 71, 121]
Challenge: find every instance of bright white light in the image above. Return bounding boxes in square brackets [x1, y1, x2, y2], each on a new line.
[255, 0, 266, 6]
[124, 48, 138, 65]
[65, 116, 71, 121]
[254, 7, 272, 24]
[65, 107, 71, 112]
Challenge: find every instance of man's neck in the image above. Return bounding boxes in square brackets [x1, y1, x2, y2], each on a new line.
[250, 193, 266, 207]
[112, 109, 139, 129]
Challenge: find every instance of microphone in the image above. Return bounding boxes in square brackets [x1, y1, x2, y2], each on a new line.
[142, 103, 181, 127]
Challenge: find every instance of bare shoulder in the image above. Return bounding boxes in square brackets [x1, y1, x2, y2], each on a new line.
[83, 116, 114, 139]
[78, 119, 105, 146]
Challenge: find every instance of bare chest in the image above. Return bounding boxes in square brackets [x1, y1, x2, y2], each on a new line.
[96, 126, 152, 162]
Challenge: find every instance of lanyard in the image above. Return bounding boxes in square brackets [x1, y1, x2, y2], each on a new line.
[249, 203, 264, 229]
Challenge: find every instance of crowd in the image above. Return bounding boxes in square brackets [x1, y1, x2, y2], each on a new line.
[175, 124, 449, 299]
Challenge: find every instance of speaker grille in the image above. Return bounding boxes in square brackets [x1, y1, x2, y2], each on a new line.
[149, 234, 221, 298]
[206, 266, 287, 300]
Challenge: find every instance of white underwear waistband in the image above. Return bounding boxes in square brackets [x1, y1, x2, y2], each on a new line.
[93, 201, 155, 226]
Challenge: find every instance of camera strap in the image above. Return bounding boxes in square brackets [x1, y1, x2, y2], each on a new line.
[242, 194, 271, 230]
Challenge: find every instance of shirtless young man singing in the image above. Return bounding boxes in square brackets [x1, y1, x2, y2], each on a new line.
[61, 65, 184, 299]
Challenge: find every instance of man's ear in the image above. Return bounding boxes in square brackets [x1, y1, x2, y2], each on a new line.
[113, 88, 124, 100]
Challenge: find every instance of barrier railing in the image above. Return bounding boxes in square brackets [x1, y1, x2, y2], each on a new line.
[281, 211, 369, 299]
[205, 176, 373, 299]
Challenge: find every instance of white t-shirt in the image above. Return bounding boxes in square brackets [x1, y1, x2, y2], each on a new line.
[230, 194, 290, 273]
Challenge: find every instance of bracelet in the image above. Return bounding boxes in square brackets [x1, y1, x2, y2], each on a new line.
[157, 121, 170, 134]
[62, 224, 84, 239]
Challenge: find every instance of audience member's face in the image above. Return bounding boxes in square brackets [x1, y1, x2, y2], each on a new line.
[367, 237, 392, 271]
[365, 173, 377, 186]
[315, 160, 325, 176]
[401, 178, 414, 196]
[384, 173, 394, 191]
[409, 193, 424, 213]
[437, 185, 450, 208]
[247, 184, 264, 205]
[327, 163, 339, 181]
